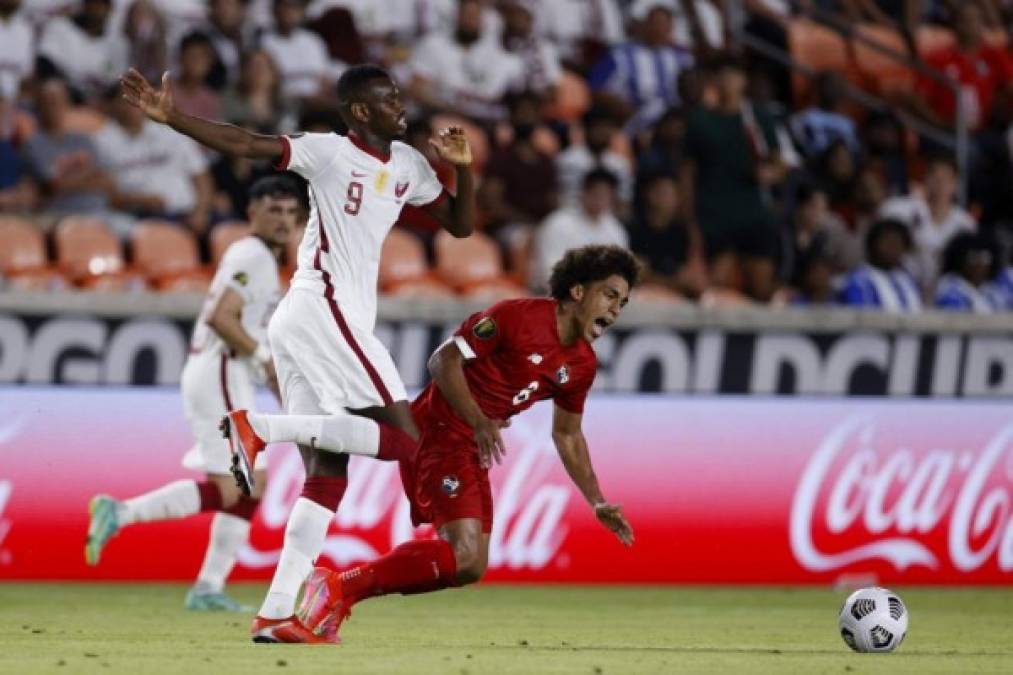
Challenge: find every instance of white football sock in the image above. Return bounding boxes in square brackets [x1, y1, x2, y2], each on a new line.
[259, 497, 334, 619]
[194, 513, 251, 594]
[118, 480, 199, 526]
[248, 412, 379, 457]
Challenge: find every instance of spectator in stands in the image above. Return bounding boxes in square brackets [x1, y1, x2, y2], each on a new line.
[210, 133, 275, 220]
[782, 182, 853, 284]
[861, 110, 909, 195]
[0, 0, 33, 102]
[500, 0, 562, 97]
[21, 77, 112, 218]
[531, 168, 629, 290]
[879, 154, 976, 289]
[193, 0, 255, 91]
[395, 116, 454, 252]
[835, 165, 888, 251]
[628, 172, 705, 297]
[647, 0, 726, 52]
[173, 32, 223, 122]
[810, 140, 857, 214]
[741, 0, 798, 104]
[37, 0, 129, 102]
[913, 2, 1013, 131]
[478, 92, 558, 244]
[635, 107, 685, 200]
[410, 0, 523, 122]
[0, 93, 35, 212]
[681, 54, 784, 302]
[260, 0, 333, 104]
[588, 1, 694, 133]
[790, 248, 838, 306]
[557, 106, 633, 209]
[537, 0, 625, 73]
[934, 232, 1005, 312]
[123, 0, 169, 87]
[842, 0, 920, 57]
[791, 71, 860, 160]
[96, 86, 214, 235]
[221, 48, 294, 133]
[840, 218, 922, 311]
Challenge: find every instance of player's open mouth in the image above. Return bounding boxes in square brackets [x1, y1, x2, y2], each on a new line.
[590, 317, 613, 338]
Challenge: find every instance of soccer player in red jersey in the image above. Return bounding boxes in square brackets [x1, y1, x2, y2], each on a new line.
[296, 245, 639, 642]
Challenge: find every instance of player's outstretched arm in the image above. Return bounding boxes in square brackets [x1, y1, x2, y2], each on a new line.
[425, 127, 475, 238]
[120, 69, 284, 162]
[427, 339, 508, 467]
[551, 404, 634, 547]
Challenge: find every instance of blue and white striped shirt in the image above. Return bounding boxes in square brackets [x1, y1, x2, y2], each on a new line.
[840, 264, 923, 312]
[934, 274, 1006, 313]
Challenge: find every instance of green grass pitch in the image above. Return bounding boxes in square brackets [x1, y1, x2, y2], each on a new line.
[2, 584, 1011, 674]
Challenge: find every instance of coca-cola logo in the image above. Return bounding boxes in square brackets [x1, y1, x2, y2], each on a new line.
[237, 414, 572, 571]
[791, 416, 1013, 574]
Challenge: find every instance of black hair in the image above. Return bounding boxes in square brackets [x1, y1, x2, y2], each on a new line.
[704, 52, 746, 74]
[581, 105, 616, 129]
[249, 174, 303, 203]
[336, 64, 392, 111]
[179, 30, 214, 53]
[941, 232, 999, 277]
[794, 181, 826, 206]
[548, 245, 640, 302]
[924, 152, 958, 173]
[582, 167, 619, 191]
[864, 218, 912, 259]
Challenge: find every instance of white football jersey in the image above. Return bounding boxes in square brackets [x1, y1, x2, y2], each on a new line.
[190, 236, 282, 359]
[279, 132, 444, 330]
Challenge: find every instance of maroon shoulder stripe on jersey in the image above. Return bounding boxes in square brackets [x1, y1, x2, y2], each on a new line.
[219, 354, 234, 411]
[274, 136, 291, 171]
[311, 211, 394, 406]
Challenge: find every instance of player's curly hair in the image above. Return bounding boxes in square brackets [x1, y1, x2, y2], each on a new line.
[548, 245, 640, 302]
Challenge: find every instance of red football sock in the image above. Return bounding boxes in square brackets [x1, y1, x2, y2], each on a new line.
[224, 496, 260, 521]
[196, 481, 223, 512]
[376, 424, 417, 462]
[340, 539, 458, 604]
[301, 475, 348, 511]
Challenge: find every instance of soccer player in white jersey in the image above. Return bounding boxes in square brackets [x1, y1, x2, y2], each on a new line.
[84, 175, 302, 611]
[120, 63, 475, 642]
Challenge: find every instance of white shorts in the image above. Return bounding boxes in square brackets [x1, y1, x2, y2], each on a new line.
[180, 351, 268, 475]
[268, 288, 407, 415]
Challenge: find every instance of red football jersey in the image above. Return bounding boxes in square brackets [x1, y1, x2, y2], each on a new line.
[412, 298, 598, 443]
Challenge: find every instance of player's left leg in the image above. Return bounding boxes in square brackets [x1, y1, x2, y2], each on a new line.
[185, 470, 265, 612]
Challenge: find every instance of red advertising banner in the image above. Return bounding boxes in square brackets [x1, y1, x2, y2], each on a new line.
[1, 389, 1011, 583]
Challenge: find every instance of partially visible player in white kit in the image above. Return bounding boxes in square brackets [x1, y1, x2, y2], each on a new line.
[120, 63, 476, 642]
[84, 175, 304, 611]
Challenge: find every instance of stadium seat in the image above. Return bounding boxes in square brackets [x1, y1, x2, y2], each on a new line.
[544, 70, 592, 122]
[430, 114, 490, 172]
[788, 19, 849, 103]
[459, 277, 528, 302]
[379, 228, 456, 296]
[851, 24, 915, 96]
[383, 277, 458, 299]
[0, 216, 64, 291]
[54, 216, 132, 287]
[131, 220, 209, 290]
[434, 229, 526, 296]
[209, 221, 250, 265]
[916, 25, 955, 57]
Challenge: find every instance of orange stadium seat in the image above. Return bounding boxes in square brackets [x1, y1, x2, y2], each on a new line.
[851, 24, 915, 96]
[916, 25, 955, 57]
[0, 216, 64, 290]
[788, 19, 849, 103]
[131, 220, 209, 291]
[379, 228, 455, 297]
[434, 229, 526, 297]
[544, 70, 592, 122]
[210, 221, 251, 265]
[430, 114, 490, 172]
[54, 216, 134, 288]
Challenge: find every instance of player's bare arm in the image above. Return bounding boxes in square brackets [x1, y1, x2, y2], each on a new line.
[424, 126, 475, 238]
[552, 403, 634, 547]
[207, 287, 276, 395]
[120, 69, 284, 162]
[427, 339, 508, 467]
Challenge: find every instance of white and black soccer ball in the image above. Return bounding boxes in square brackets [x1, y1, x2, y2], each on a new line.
[838, 587, 908, 653]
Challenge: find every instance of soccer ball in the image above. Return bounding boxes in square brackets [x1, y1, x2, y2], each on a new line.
[837, 587, 908, 653]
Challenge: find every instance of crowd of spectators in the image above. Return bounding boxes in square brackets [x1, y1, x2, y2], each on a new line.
[2, 0, 1013, 313]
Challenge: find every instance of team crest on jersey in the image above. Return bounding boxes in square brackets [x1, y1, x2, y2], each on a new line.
[528, 353, 542, 364]
[374, 170, 389, 193]
[232, 271, 249, 286]
[556, 364, 570, 384]
[473, 316, 496, 340]
[441, 475, 460, 497]
[395, 181, 410, 198]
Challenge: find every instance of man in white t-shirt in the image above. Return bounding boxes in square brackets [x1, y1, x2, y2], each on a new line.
[878, 155, 976, 290]
[96, 87, 212, 230]
[36, 0, 128, 100]
[0, 0, 33, 100]
[410, 0, 523, 122]
[532, 168, 630, 290]
[85, 175, 301, 612]
[121, 62, 475, 643]
[260, 0, 333, 101]
[537, 0, 625, 66]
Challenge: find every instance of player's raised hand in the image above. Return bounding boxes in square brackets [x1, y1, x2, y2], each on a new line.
[120, 69, 173, 124]
[594, 502, 634, 547]
[474, 415, 509, 469]
[429, 126, 472, 166]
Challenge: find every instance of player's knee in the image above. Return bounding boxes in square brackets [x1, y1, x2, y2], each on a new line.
[455, 558, 486, 585]
[451, 540, 487, 585]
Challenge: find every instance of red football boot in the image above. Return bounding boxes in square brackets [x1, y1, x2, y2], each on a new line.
[297, 567, 353, 644]
[250, 615, 329, 644]
[220, 409, 265, 496]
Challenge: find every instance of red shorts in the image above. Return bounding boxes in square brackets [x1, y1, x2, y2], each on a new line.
[402, 431, 493, 534]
